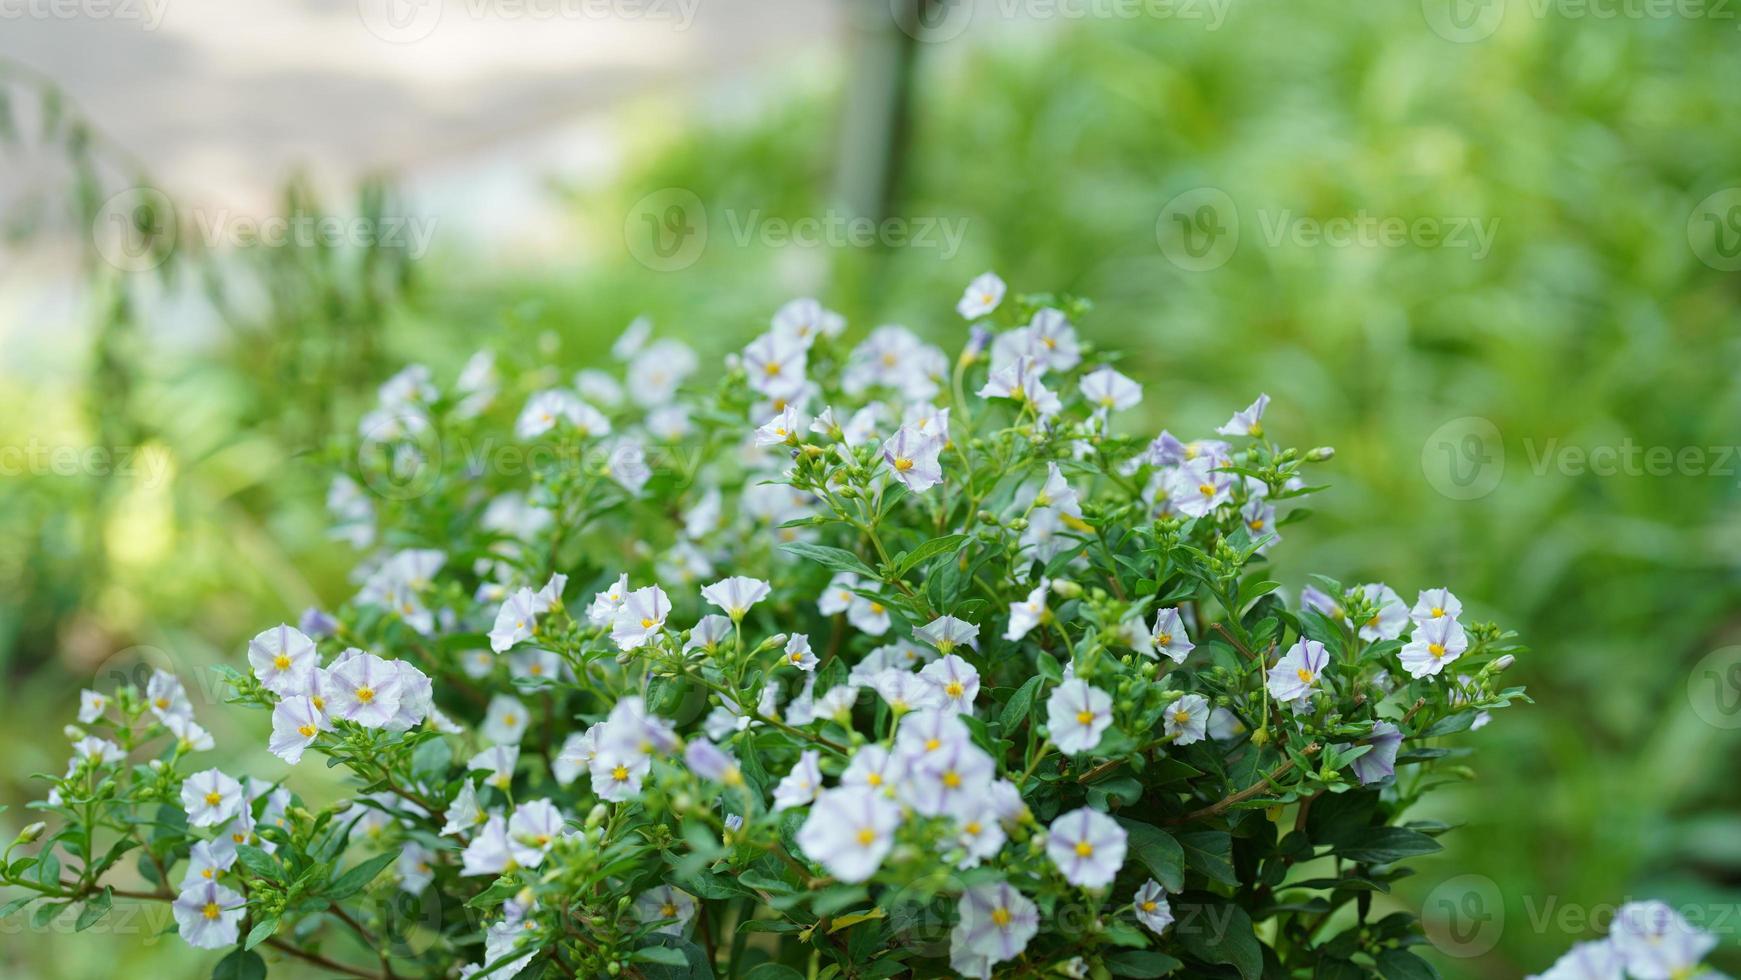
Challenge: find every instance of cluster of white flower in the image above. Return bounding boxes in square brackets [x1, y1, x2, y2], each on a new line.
[14, 276, 1542, 977]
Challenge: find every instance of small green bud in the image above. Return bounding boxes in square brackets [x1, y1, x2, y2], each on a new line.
[1305, 446, 1336, 462]
[15, 822, 46, 845]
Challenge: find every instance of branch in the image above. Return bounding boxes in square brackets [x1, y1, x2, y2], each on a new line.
[1166, 744, 1318, 825]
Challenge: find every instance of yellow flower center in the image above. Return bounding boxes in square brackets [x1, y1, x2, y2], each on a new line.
[273, 654, 291, 671]
[202, 902, 221, 920]
[1155, 632, 1172, 646]
[991, 907, 1011, 927]
[204, 791, 223, 806]
[1173, 711, 1191, 725]
[660, 903, 677, 918]
[355, 686, 374, 703]
[1075, 840, 1095, 857]
[1296, 668, 1313, 684]
[297, 724, 317, 738]
[965, 821, 982, 835]
[924, 738, 941, 752]
[640, 617, 655, 629]
[1075, 710, 1095, 725]
[870, 603, 885, 614]
[942, 770, 962, 789]
[894, 457, 915, 472]
[1430, 606, 1445, 618]
[1428, 643, 1446, 658]
[612, 765, 630, 782]
[1141, 900, 1158, 912]
[856, 828, 878, 846]
[312, 695, 325, 711]
[945, 681, 964, 698]
[1197, 483, 1216, 497]
[201, 868, 214, 880]
[866, 772, 883, 787]
[503, 713, 519, 728]
[763, 361, 782, 376]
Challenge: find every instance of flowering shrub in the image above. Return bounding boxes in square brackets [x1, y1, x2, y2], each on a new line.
[3, 276, 1548, 978]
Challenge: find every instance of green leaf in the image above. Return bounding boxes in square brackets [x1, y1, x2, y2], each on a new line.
[630, 947, 690, 966]
[326, 850, 397, 900]
[1419, 712, 1476, 737]
[74, 888, 112, 931]
[1177, 831, 1238, 886]
[1106, 949, 1183, 977]
[1116, 819, 1185, 892]
[244, 913, 280, 951]
[744, 965, 807, 980]
[999, 676, 1046, 733]
[1335, 827, 1442, 865]
[780, 542, 878, 579]
[234, 844, 282, 883]
[1375, 949, 1441, 980]
[1174, 901, 1261, 980]
[895, 533, 970, 577]
[211, 949, 267, 980]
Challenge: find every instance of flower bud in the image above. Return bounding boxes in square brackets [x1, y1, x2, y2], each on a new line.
[1488, 655, 1515, 675]
[1051, 580, 1083, 599]
[1305, 446, 1336, 462]
[586, 803, 609, 829]
[15, 822, 46, 845]
[1249, 726, 1272, 747]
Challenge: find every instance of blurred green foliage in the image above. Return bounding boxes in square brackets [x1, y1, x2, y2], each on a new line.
[4, 2, 1740, 975]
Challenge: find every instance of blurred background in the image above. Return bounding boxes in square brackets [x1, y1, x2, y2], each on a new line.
[2, 0, 1739, 976]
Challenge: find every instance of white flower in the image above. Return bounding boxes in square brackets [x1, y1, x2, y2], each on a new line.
[870, 669, 943, 715]
[629, 339, 698, 407]
[443, 782, 488, 837]
[1398, 616, 1470, 679]
[613, 315, 651, 361]
[741, 331, 810, 398]
[777, 633, 818, 672]
[1080, 366, 1142, 412]
[610, 585, 670, 650]
[1146, 608, 1195, 663]
[1529, 940, 1624, 980]
[1266, 639, 1329, 704]
[1216, 393, 1270, 438]
[72, 736, 124, 764]
[506, 799, 566, 868]
[685, 615, 733, 655]
[952, 804, 1008, 868]
[179, 839, 235, 890]
[460, 814, 512, 877]
[1045, 806, 1127, 887]
[701, 576, 771, 620]
[490, 587, 539, 653]
[755, 405, 808, 448]
[77, 689, 109, 724]
[1005, 581, 1049, 641]
[841, 744, 905, 795]
[1609, 901, 1717, 980]
[953, 881, 1038, 966]
[1163, 694, 1210, 745]
[268, 696, 327, 765]
[956, 272, 1006, 319]
[515, 389, 609, 440]
[589, 745, 650, 802]
[1355, 584, 1410, 641]
[164, 715, 214, 752]
[919, 655, 980, 713]
[396, 842, 437, 895]
[552, 730, 597, 787]
[977, 356, 1061, 416]
[1046, 679, 1112, 755]
[1134, 879, 1174, 934]
[914, 615, 979, 654]
[172, 879, 245, 949]
[902, 738, 994, 818]
[633, 885, 698, 936]
[818, 572, 861, 616]
[468, 744, 519, 791]
[773, 750, 824, 811]
[1411, 587, 1464, 625]
[146, 669, 193, 722]
[326, 652, 404, 728]
[181, 768, 243, 828]
[587, 573, 630, 626]
[795, 786, 902, 883]
[482, 695, 530, 745]
[772, 297, 846, 345]
[880, 425, 944, 492]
